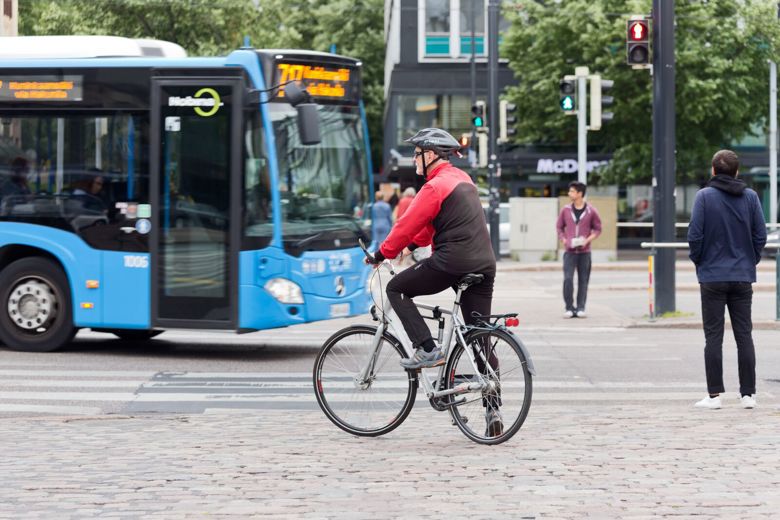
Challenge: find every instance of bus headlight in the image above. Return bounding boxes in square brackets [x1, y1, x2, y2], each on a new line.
[264, 278, 304, 304]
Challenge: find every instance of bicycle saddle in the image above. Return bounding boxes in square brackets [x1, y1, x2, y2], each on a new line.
[457, 273, 485, 287]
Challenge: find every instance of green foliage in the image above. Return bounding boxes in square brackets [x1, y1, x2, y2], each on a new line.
[502, 0, 780, 184]
[18, 0, 384, 170]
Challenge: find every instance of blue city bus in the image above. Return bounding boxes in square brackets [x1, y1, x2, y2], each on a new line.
[0, 42, 373, 352]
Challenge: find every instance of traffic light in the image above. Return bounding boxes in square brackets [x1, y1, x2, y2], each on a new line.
[559, 79, 576, 114]
[499, 100, 518, 142]
[626, 18, 650, 65]
[589, 75, 614, 131]
[471, 101, 486, 129]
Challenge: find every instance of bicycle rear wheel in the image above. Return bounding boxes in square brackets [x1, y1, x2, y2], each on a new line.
[444, 328, 532, 445]
[313, 325, 417, 436]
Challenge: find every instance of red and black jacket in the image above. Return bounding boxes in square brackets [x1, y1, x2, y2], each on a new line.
[379, 162, 495, 275]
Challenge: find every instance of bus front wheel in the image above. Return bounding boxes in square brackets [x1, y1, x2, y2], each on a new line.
[0, 258, 75, 353]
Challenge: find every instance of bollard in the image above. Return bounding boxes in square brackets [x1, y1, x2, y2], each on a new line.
[648, 249, 656, 321]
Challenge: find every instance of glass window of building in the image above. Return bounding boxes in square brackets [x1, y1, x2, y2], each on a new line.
[395, 94, 472, 148]
[459, 0, 485, 55]
[425, 0, 450, 55]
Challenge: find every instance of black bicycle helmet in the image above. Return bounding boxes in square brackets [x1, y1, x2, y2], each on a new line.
[405, 128, 462, 159]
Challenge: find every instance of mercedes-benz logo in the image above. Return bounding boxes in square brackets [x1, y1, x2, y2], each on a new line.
[334, 275, 345, 296]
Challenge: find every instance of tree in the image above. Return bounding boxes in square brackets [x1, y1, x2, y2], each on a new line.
[501, 0, 780, 184]
[18, 0, 384, 170]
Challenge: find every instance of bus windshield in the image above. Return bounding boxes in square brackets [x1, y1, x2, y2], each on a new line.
[270, 103, 370, 247]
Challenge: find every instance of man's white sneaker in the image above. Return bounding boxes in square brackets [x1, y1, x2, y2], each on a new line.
[575, 309, 586, 318]
[563, 310, 575, 319]
[740, 395, 756, 409]
[694, 395, 722, 409]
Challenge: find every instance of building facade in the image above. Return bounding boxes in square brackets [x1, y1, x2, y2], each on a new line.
[382, 0, 513, 189]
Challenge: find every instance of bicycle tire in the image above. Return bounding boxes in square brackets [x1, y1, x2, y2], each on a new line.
[444, 328, 533, 445]
[313, 324, 417, 437]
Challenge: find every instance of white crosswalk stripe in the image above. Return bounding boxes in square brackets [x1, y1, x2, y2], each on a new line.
[2, 367, 773, 417]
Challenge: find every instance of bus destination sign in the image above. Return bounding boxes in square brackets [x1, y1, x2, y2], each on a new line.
[274, 62, 358, 103]
[0, 75, 83, 102]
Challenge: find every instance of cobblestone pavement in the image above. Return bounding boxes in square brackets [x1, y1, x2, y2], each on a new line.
[2, 402, 779, 519]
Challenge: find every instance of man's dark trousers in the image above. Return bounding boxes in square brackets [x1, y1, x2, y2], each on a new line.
[700, 282, 756, 396]
[563, 252, 591, 312]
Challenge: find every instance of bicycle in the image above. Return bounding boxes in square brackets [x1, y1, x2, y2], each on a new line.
[312, 242, 536, 445]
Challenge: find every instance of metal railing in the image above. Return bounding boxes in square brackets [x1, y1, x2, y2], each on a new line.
[640, 241, 780, 321]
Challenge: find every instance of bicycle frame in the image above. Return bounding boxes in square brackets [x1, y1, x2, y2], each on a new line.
[358, 262, 498, 402]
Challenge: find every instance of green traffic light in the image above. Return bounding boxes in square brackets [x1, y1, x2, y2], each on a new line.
[472, 116, 484, 127]
[560, 95, 575, 111]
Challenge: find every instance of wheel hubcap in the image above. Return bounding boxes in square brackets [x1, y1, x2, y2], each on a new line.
[8, 279, 56, 331]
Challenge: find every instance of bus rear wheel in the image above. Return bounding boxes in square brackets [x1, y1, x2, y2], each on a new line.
[0, 257, 75, 352]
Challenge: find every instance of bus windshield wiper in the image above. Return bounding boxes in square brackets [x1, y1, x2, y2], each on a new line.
[310, 213, 369, 243]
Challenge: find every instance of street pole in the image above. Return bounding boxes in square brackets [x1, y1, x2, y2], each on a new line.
[470, 0, 477, 178]
[576, 67, 589, 184]
[770, 60, 777, 225]
[652, 0, 676, 314]
[487, 0, 500, 258]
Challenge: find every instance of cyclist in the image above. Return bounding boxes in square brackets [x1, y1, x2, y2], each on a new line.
[366, 128, 501, 435]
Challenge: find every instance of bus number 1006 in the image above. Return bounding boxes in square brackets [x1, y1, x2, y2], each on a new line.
[123, 255, 149, 268]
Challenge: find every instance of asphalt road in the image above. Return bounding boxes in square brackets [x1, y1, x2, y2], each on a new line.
[2, 264, 778, 416]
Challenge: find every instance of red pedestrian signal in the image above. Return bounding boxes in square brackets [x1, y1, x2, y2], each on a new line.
[628, 20, 648, 42]
[626, 19, 650, 66]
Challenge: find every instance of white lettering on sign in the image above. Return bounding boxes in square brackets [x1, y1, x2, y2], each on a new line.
[123, 255, 149, 269]
[536, 158, 609, 174]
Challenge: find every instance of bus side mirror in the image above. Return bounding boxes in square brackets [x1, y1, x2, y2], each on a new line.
[284, 83, 321, 146]
[296, 103, 321, 145]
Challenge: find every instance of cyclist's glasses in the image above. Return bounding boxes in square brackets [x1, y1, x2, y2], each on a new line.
[413, 151, 424, 158]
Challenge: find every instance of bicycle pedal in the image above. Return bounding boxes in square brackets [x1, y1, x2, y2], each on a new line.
[452, 416, 468, 426]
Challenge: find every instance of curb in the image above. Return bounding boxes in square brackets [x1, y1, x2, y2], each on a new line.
[497, 263, 777, 273]
[596, 284, 778, 292]
[628, 320, 780, 330]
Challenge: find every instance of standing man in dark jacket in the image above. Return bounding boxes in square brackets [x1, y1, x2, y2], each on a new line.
[688, 149, 766, 410]
[556, 181, 602, 318]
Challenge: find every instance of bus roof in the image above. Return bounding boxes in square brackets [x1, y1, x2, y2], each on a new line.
[0, 36, 187, 59]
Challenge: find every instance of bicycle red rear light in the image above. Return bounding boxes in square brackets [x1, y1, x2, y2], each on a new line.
[506, 317, 519, 327]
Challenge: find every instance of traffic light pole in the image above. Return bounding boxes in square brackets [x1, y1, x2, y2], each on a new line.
[576, 67, 589, 184]
[770, 60, 777, 225]
[652, 0, 676, 314]
[487, 0, 500, 259]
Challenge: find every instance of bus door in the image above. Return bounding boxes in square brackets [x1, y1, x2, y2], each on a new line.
[150, 78, 242, 329]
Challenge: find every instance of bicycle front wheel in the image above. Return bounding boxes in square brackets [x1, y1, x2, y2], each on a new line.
[313, 325, 417, 437]
[445, 328, 533, 445]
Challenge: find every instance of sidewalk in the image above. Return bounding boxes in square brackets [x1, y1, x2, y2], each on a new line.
[492, 258, 780, 331]
[2, 408, 779, 519]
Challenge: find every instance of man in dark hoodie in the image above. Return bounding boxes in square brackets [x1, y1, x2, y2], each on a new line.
[688, 149, 766, 410]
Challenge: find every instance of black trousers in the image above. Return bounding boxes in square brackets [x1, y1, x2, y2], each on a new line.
[386, 259, 495, 349]
[563, 252, 591, 312]
[386, 260, 499, 408]
[700, 282, 756, 396]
